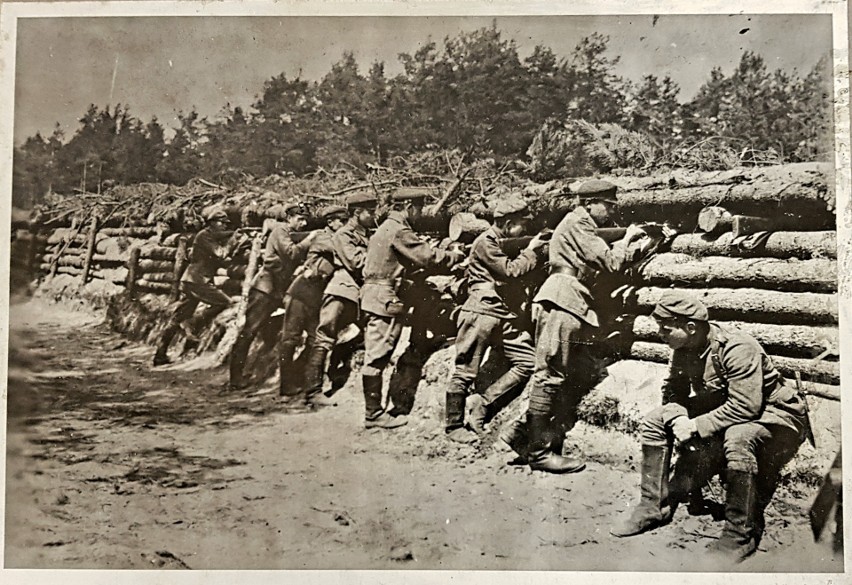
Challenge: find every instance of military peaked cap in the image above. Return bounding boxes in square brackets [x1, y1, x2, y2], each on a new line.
[576, 179, 618, 203]
[652, 290, 710, 322]
[266, 202, 304, 220]
[492, 195, 530, 219]
[201, 205, 229, 223]
[392, 187, 432, 202]
[320, 205, 348, 220]
[345, 192, 379, 209]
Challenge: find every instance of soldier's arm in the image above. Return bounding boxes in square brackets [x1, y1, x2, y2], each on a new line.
[660, 351, 692, 425]
[477, 235, 537, 280]
[269, 227, 310, 265]
[392, 228, 459, 270]
[692, 340, 765, 438]
[333, 230, 367, 278]
[191, 230, 225, 267]
[573, 215, 632, 274]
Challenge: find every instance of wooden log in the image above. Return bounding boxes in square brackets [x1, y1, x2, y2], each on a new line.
[95, 237, 124, 258]
[632, 316, 838, 360]
[630, 287, 838, 325]
[170, 237, 189, 301]
[668, 231, 836, 260]
[46, 228, 87, 245]
[91, 254, 127, 264]
[615, 173, 833, 228]
[92, 267, 128, 284]
[638, 254, 836, 293]
[448, 212, 490, 244]
[100, 226, 160, 238]
[56, 265, 83, 276]
[80, 215, 99, 284]
[135, 281, 172, 294]
[138, 259, 174, 273]
[697, 206, 733, 234]
[731, 214, 820, 238]
[140, 245, 178, 261]
[127, 247, 141, 298]
[140, 272, 174, 283]
[629, 341, 839, 385]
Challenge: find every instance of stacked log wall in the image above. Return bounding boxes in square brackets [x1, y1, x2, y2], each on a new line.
[19, 163, 841, 436]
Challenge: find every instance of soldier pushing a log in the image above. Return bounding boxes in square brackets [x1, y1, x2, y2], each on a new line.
[359, 187, 465, 429]
[500, 180, 652, 474]
[278, 204, 350, 409]
[228, 202, 316, 390]
[444, 194, 547, 443]
[611, 291, 809, 564]
[301, 192, 378, 408]
[153, 205, 242, 366]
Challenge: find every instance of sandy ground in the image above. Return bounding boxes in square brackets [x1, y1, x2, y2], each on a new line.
[3, 298, 843, 572]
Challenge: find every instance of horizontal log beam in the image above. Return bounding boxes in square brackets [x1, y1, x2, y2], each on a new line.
[668, 231, 836, 260]
[138, 259, 174, 272]
[629, 341, 839, 385]
[630, 287, 838, 325]
[638, 254, 836, 293]
[135, 281, 172, 294]
[632, 316, 838, 360]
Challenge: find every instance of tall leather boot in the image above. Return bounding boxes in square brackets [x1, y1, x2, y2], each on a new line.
[445, 392, 477, 444]
[498, 416, 529, 464]
[611, 444, 674, 537]
[303, 346, 334, 407]
[708, 470, 759, 562]
[526, 413, 585, 474]
[153, 323, 180, 366]
[470, 370, 527, 435]
[278, 342, 299, 398]
[363, 375, 406, 429]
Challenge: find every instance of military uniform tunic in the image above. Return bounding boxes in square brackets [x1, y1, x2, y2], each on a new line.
[526, 206, 637, 416]
[360, 210, 458, 379]
[449, 226, 538, 406]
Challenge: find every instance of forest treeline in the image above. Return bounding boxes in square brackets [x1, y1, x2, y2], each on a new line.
[13, 25, 833, 208]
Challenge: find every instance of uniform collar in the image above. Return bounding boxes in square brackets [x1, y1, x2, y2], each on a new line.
[698, 323, 720, 360]
[387, 210, 411, 228]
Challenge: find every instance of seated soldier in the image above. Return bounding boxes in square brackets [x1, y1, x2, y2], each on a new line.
[611, 291, 808, 564]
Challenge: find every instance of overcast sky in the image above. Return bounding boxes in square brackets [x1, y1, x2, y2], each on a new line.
[13, 14, 832, 143]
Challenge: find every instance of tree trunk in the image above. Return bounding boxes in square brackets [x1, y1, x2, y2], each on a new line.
[628, 287, 838, 325]
[628, 341, 839, 384]
[638, 254, 836, 293]
[697, 206, 733, 234]
[668, 231, 836, 260]
[632, 315, 838, 360]
[80, 215, 99, 284]
[137, 259, 175, 273]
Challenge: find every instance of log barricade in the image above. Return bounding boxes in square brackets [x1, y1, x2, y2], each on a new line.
[19, 162, 840, 405]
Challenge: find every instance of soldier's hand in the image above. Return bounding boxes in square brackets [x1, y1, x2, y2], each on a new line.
[671, 416, 698, 444]
[526, 233, 547, 252]
[624, 224, 646, 243]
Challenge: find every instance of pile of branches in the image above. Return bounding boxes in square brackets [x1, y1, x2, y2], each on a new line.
[31, 149, 531, 230]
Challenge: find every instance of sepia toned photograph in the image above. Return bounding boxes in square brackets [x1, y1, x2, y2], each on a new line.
[1, 1, 849, 579]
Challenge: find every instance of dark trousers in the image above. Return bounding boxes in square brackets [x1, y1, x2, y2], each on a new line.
[229, 288, 282, 386]
[449, 310, 535, 407]
[279, 295, 320, 396]
[310, 296, 362, 393]
[156, 281, 231, 359]
[641, 404, 804, 519]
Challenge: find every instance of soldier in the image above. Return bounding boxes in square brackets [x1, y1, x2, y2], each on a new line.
[153, 205, 238, 366]
[611, 291, 808, 563]
[504, 180, 647, 473]
[301, 193, 377, 408]
[228, 202, 314, 390]
[278, 205, 349, 408]
[359, 187, 464, 429]
[444, 195, 547, 443]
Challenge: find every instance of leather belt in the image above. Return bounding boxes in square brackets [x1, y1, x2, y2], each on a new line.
[551, 265, 579, 277]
